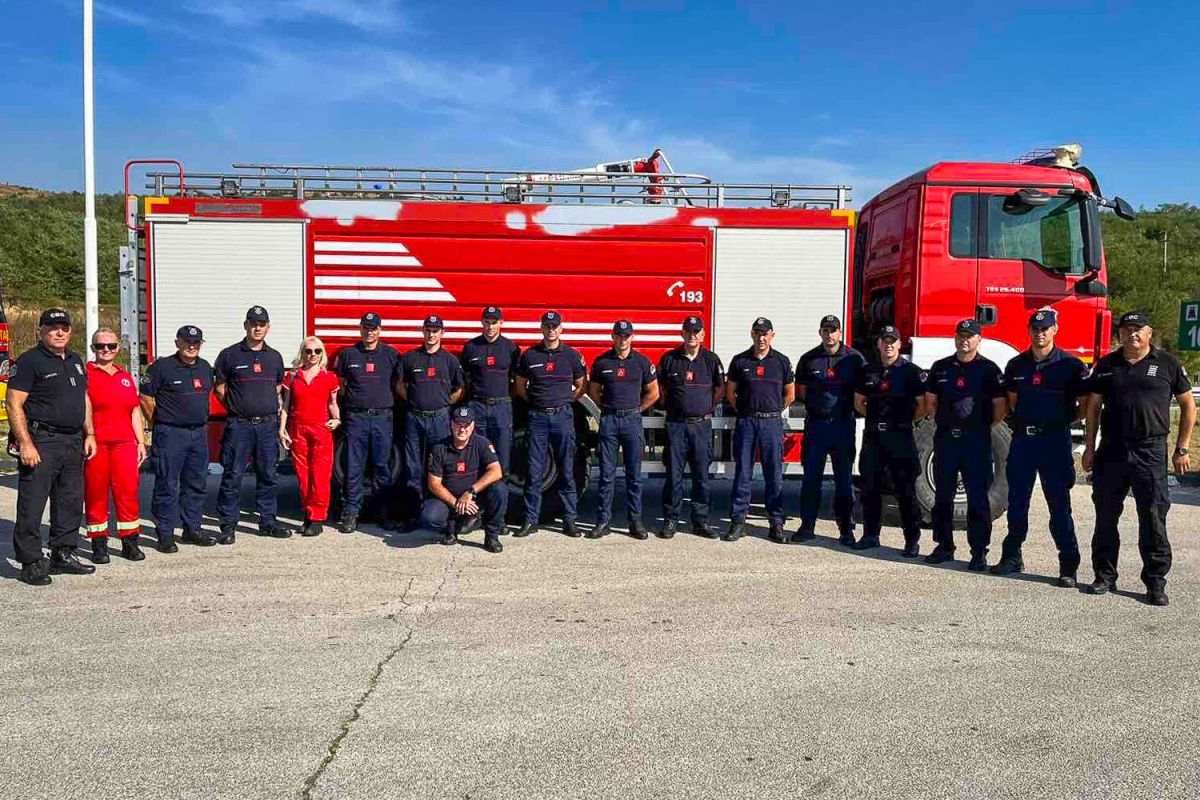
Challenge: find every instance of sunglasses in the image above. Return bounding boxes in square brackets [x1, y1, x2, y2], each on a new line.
[303, 347, 323, 355]
[93, 342, 119, 351]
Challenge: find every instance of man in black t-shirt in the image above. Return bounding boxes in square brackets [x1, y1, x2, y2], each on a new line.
[421, 406, 506, 552]
[1083, 311, 1195, 606]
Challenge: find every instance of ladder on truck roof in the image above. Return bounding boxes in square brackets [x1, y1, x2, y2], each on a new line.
[140, 150, 852, 210]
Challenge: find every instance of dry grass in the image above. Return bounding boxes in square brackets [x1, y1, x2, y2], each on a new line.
[3, 303, 122, 360]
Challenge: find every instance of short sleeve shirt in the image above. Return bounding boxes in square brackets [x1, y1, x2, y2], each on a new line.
[855, 358, 927, 428]
[518, 342, 588, 409]
[399, 346, 464, 411]
[1088, 346, 1191, 442]
[1004, 347, 1089, 430]
[797, 343, 866, 421]
[332, 342, 401, 410]
[7, 344, 88, 429]
[658, 346, 725, 418]
[926, 354, 1005, 431]
[214, 341, 286, 418]
[86, 362, 139, 443]
[140, 354, 214, 426]
[727, 348, 794, 415]
[426, 432, 500, 497]
[284, 369, 340, 426]
[589, 348, 656, 410]
[460, 334, 521, 400]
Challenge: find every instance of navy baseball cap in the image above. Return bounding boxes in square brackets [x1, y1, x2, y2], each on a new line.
[423, 314, 444, 330]
[39, 308, 71, 327]
[360, 312, 382, 328]
[956, 319, 982, 336]
[1119, 310, 1150, 328]
[878, 325, 900, 341]
[541, 311, 563, 327]
[451, 406, 475, 424]
[176, 325, 204, 343]
[482, 306, 503, 321]
[1029, 309, 1057, 328]
[751, 317, 773, 332]
[682, 315, 704, 332]
[820, 314, 841, 330]
[613, 320, 634, 336]
[245, 305, 270, 323]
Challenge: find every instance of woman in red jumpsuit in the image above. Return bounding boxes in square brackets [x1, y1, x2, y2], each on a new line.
[280, 336, 341, 536]
[85, 328, 147, 563]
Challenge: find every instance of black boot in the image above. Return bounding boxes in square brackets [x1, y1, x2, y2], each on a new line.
[586, 523, 611, 540]
[19, 559, 52, 586]
[302, 521, 323, 537]
[513, 523, 538, 538]
[629, 521, 649, 540]
[791, 526, 816, 543]
[693, 521, 718, 540]
[1085, 578, 1115, 595]
[1146, 587, 1169, 606]
[562, 520, 582, 538]
[967, 551, 988, 572]
[91, 537, 110, 564]
[854, 536, 880, 551]
[657, 520, 678, 540]
[990, 556, 1024, 575]
[120, 537, 145, 562]
[925, 546, 955, 565]
[483, 535, 503, 553]
[723, 519, 746, 542]
[157, 533, 179, 554]
[215, 525, 236, 545]
[338, 514, 358, 534]
[768, 522, 787, 543]
[181, 528, 216, 547]
[837, 531, 856, 547]
[49, 548, 95, 575]
[901, 539, 920, 558]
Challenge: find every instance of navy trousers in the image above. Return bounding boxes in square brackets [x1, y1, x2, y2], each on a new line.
[470, 400, 513, 521]
[217, 418, 279, 527]
[596, 412, 644, 526]
[1001, 430, 1079, 574]
[931, 428, 992, 554]
[524, 407, 577, 525]
[731, 415, 785, 525]
[799, 416, 856, 535]
[342, 411, 396, 516]
[662, 418, 713, 525]
[420, 482, 508, 537]
[402, 409, 450, 519]
[151, 423, 209, 538]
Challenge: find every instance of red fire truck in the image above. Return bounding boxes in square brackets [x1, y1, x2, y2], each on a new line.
[119, 146, 1133, 521]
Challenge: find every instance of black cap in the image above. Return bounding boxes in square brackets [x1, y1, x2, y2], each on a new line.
[423, 314, 444, 330]
[1029, 309, 1057, 328]
[612, 320, 634, 336]
[751, 317, 773, 332]
[682, 315, 704, 332]
[245, 305, 270, 323]
[1118, 310, 1150, 328]
[956, 319, 982, 336]
[39, 308, 71, 327]
[360, 312, 382, 328]
[541, 311, 563, 326]
[819, 314, 841, 330]
[451, 406, 475, 424]
[176, 325, 204, 343]
[482, 306, 503, 321]
[878, 325, 900, 341]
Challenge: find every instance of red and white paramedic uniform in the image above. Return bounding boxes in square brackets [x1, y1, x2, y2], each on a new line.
[84, 362, 141, 538]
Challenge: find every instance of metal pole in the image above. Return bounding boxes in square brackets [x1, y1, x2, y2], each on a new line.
[83, 0, 99, 345]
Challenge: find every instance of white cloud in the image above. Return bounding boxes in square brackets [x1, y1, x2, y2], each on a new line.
[185, 0, 406, 32]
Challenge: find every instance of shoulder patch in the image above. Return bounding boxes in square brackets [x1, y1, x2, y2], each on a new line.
[918, 371, 929, 382]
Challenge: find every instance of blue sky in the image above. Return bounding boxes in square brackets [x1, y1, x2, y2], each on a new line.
[1, 0, 1196, 208]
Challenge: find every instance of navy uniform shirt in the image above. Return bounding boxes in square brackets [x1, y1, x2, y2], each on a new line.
[214, 341, 286, 418]
[658, 346, 725, 419]
[518, 342, 587, 409]
[332, 342, 401, 411]
[7, 343, 88, 428]
[399, 346, 464, 411]
[460, 334, 521, 400]
[727, 348, 794, 415]
[797, 343, 866, 421]
[426, 432, 499, 497]
[1004, 347, 1088, 431]
[1088, 346, 1191, 442]
[140, 354, 214, 426]
[926, 354, 1005, 431]
[855, 358, 926, 428]
[590, 348, 656, 410]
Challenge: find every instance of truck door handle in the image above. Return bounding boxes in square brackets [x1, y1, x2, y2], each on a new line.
[976, 304, 998, 326]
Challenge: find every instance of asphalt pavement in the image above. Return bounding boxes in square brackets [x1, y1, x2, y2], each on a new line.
[1, 473, 1198, 800]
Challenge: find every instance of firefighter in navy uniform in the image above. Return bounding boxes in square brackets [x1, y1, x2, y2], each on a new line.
[852, 325, 926, 555]
[332, 311, 402, 533]
[992, 309, 1089, 585]
[460, 305, 520, 526]
[587, 320, 659, 539]
[795, 314, 866, 545]
[923, 319, 1007, 570]
[657, 316, 725, 540]
[725, 317, 795, 543]
[140, 325, 218, 552]
[1083, 311, 1195, 606]
[398, 314, 465, 529]
[421, 406, 507, 553]
[513, 311, 587, 538]
[6, 308, 97, 585]
[214, 305, 288, 542]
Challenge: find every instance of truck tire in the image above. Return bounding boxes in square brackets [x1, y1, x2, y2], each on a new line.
[912, 419, 1011, 526]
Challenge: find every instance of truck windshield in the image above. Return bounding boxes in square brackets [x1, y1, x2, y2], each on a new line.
[985, 194, 1086, 275]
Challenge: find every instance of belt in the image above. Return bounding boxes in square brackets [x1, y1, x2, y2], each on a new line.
[602, 408, 642, 417]
[668, 414, 712, 424]
[473, 396, 512, 405]
[233, 414, 278, 425]
[743, 411, 784, 419]
[870, 421, 912, 433]
[158, 422, 206, 430]
[410, 407, 449, 418]
[29, 421, 82, 435]
[1015, 424, 1067, 437]
[938, 426, 984, 438]
[349, 407, 393, 416]
[531, 406, 570, 415]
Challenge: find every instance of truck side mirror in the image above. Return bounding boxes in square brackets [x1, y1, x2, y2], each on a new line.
[1113, 196, 1136, 220]
[1013, 188, 1052, 207]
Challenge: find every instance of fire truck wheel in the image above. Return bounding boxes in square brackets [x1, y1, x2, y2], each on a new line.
[910, 419, 1011, 526]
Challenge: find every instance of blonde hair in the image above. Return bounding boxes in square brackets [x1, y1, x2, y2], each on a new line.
[293, 336, 328, 369]
[91, 327, 119, 345]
